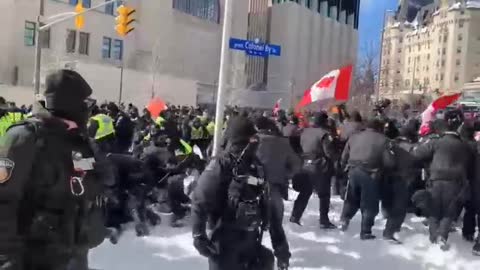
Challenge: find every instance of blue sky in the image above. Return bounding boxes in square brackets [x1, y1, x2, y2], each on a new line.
[358, 0, 398, 56]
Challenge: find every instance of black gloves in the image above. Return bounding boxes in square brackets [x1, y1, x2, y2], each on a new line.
[193, 234, 218, 258]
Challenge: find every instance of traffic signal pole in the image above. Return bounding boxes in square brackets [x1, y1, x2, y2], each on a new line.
[32, 0, 120, 96]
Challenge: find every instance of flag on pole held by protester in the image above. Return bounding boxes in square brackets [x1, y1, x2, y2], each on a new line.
[419, 92, 461, 135]
[296, 65, 353, 109]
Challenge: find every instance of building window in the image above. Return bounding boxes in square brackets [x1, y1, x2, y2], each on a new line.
[79, 32, 90, 55]
[459, 20, 464, 28]
[24, 21, 36, 46]
[102, 37, 112, 59]
[399, 37, 403, 43]
[66, 29, 76, 53]
[69, 0, 91, 7]
[40, 23, 50, 49]
[441, 74, 444, 81]
[105, 0, 115, 15]
[173, 0, 220, 23]
[454, 74, 459, 82]
[457, 47, 462, 53]
[113, 39, 123, 60]
[458, 34, 463, 41]
[436, 74, 439, 81]
[427, 54, 430, 60]
[444, 35, 448, 43]
[418, 44, 421, 51]
[405, 79, 410, 86]
[408, 57, 411, 64]
[461, 10, 465, 15]
[398, 48, 402, 53]
[442, 60, 445, 67]
[396, 70, 400, 74]
[306, 0, 311, 8]
[408, 67, 411, 73]
[442, 48, 446, 55]
[456, 59, 461, 66]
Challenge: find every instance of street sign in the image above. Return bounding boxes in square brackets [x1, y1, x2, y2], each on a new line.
[229, 38, 281, 58]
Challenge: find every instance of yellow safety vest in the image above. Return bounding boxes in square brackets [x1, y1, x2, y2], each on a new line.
[206, 122, 215, 137]
[191, 126, 204, 140]
[91, 114, 115, 140]
[155, 116, 166, 126]
[0, 112, 24, 137]
[176, 139, 193, 156]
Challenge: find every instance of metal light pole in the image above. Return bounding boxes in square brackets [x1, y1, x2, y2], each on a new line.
[118, 65, 124, 104]
[212, 0, 234, 156]
[33, 0, 45, 95]
[32, 0, 119, 96]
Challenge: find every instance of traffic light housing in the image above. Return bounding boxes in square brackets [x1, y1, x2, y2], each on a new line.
[74, 0, 85, 30]
[115, 5, 136, 37]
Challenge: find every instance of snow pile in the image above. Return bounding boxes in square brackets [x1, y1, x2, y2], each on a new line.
[433, 9, 441, 16]
[90, 192, 480, 270]
[467, 0, 480, 9]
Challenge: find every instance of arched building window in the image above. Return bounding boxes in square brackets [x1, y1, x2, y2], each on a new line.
[173, 0, 220, 23]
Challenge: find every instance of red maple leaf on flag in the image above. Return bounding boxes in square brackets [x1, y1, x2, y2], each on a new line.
[315, 76, 335, 89]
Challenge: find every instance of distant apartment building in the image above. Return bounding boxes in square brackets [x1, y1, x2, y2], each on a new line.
[379, 0, 480, 99]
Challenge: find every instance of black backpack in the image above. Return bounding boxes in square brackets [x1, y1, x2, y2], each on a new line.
[11, 119, 108, 249]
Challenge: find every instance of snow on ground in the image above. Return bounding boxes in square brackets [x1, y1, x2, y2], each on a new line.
[90, 191, 480, 270]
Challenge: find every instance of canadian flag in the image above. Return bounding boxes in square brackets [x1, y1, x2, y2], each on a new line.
[296, 65, 353, 108]
[419, 92, 461, 135]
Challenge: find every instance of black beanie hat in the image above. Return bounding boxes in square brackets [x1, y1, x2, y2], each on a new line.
[227, 116, 257, 145]
[44, 69, 93, 125]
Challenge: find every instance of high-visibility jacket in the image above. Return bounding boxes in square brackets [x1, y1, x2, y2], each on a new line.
[206, 122, 215, 137]
[175, 139, 193, 156]
[91, 114, 115, 140]
[0, 112, 25, 136]
[191, 126, 204, 140]
[155, 116, 166, 126]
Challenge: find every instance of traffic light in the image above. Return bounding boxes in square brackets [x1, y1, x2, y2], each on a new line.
[115, 5, 136, 37]
[74, 0, 85, 30]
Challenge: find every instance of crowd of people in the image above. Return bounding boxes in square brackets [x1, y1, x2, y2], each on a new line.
[1, 69, 480, 270]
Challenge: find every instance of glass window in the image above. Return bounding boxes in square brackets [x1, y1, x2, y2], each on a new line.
[66, 29, 76, 53]
[102, 37, 112, 59]
[105, 0, 115, 15]
[457, 47, 462, 53]
[457, 59, 461, 66]
[441, 74, 444, 81]
[442, 48, 446, 55]
[69, 0, 91, 7]
[306, 0, 311, 8]
[79, 32, 90, 55]
[173, 0, 220, 23]
[24, 21, 36, 46]
[459, 20, 464, 28]
[113, 39, 123, 60]
[458, 34, 463, 41]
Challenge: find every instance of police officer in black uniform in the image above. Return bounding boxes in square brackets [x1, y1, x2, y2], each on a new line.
[382, 123, 419, 243]
[0, 70, 113, 270]
[413, 113, 474, 250]
[290, 112, 337, 229]
[191, 116, 274, 270]
[340, 117, 395, 240]
[255, 116, 301, 270]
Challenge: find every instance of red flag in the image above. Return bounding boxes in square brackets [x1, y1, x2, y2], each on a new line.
[419, 92, 461, 134]
[296, 65, 353, 109]
[147, 97, 167, 118]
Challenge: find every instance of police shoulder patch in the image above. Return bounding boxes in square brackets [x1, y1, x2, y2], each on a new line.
[0, 158, 15, 184]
